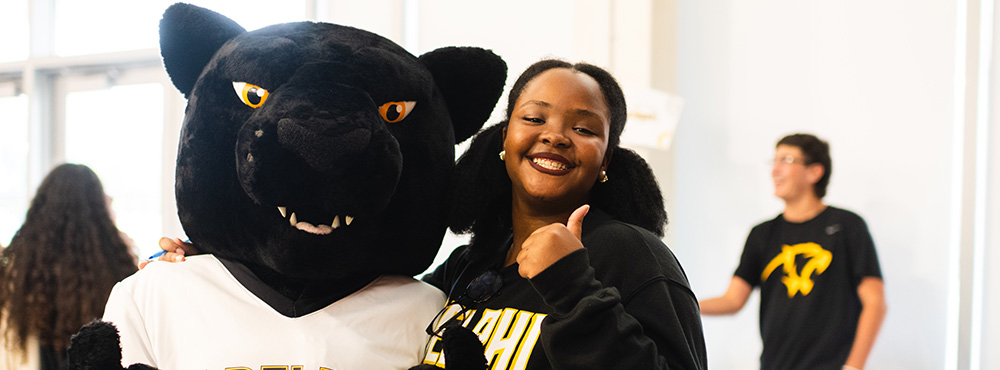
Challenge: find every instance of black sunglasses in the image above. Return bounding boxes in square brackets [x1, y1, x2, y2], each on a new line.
[425, 269, 503, 338]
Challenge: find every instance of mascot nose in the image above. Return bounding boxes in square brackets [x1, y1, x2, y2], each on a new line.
[276, 117, 372, 171]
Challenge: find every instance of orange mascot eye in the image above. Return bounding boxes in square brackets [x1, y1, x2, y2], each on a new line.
[232, 82, 270, 108]
[378, 101, 416, 123]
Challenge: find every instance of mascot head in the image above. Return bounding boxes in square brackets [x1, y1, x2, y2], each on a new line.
[159, 3, 506, 280]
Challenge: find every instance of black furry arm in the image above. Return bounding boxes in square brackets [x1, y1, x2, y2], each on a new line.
[68, 321, 159, 370]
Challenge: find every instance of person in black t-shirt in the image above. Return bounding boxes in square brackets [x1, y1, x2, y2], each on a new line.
[699, 133, 886, 370]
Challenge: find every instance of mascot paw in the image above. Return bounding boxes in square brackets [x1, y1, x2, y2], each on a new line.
[409, 321, 487, 370]
[67, 320, 158, 370]
[440, 322, 487, 369]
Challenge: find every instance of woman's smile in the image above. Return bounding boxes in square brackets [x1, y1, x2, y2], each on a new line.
[527, 153, 573, 174]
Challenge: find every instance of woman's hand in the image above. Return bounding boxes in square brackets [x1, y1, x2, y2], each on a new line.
[516, 205, 590, 279]
[138, 237, 197, 269]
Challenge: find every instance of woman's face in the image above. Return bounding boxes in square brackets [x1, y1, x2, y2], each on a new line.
[502, 68, 611, 209]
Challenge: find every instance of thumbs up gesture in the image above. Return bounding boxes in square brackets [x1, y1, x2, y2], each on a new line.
[516, 204, 590, 279]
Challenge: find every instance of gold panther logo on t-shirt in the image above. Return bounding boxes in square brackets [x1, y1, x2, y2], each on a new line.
[761, 242, 833, 297]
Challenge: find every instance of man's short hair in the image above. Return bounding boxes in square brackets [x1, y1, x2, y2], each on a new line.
[777, 133, 831, 198]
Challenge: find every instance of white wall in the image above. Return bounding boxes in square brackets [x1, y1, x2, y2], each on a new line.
[982, 1, 1000, 364]
[414, 0, 597, 120]
[676, 1, 964, 369]
[983, 105, 999, 368]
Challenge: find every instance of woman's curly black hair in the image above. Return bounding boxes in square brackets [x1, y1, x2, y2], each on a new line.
[0, 164, 137, 363]
[448, 59, 667, 262]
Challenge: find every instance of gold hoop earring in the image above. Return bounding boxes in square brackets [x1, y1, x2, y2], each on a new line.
[499, 150, 506, 161]
[600, 170, 608, 183]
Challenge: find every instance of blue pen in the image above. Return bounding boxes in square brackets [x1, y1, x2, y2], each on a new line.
[147, 239, 191, 259]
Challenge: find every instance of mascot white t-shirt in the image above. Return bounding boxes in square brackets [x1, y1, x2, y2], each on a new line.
[103, 255, 444, 369]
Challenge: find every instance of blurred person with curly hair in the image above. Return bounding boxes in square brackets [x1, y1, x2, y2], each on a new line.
[0, 163, 137, 370]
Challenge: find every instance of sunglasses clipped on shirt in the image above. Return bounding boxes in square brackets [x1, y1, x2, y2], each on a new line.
[425, 269, 503, 338]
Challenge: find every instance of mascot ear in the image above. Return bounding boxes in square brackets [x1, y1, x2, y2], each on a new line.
[419, 47, 507, 144]
[159, 2, 246, 98]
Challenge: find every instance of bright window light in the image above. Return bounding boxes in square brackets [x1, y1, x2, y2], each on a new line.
[64, 83, 164, 252]
[54, 0, 308, 56]
[0, 0, 29, 62]
[0, 95, 29, 246]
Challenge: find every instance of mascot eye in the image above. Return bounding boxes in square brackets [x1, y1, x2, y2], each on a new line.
[378, 101, 416, 123]
[232, 82, 270, 108]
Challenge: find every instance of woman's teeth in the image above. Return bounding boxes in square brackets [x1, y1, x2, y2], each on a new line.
[532, 157, 568, 170]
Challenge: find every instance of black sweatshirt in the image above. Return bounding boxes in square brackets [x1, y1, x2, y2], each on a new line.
[421, 208, 707, 370]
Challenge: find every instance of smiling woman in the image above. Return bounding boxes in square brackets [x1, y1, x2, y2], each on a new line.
[418, 59, 707, 370]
